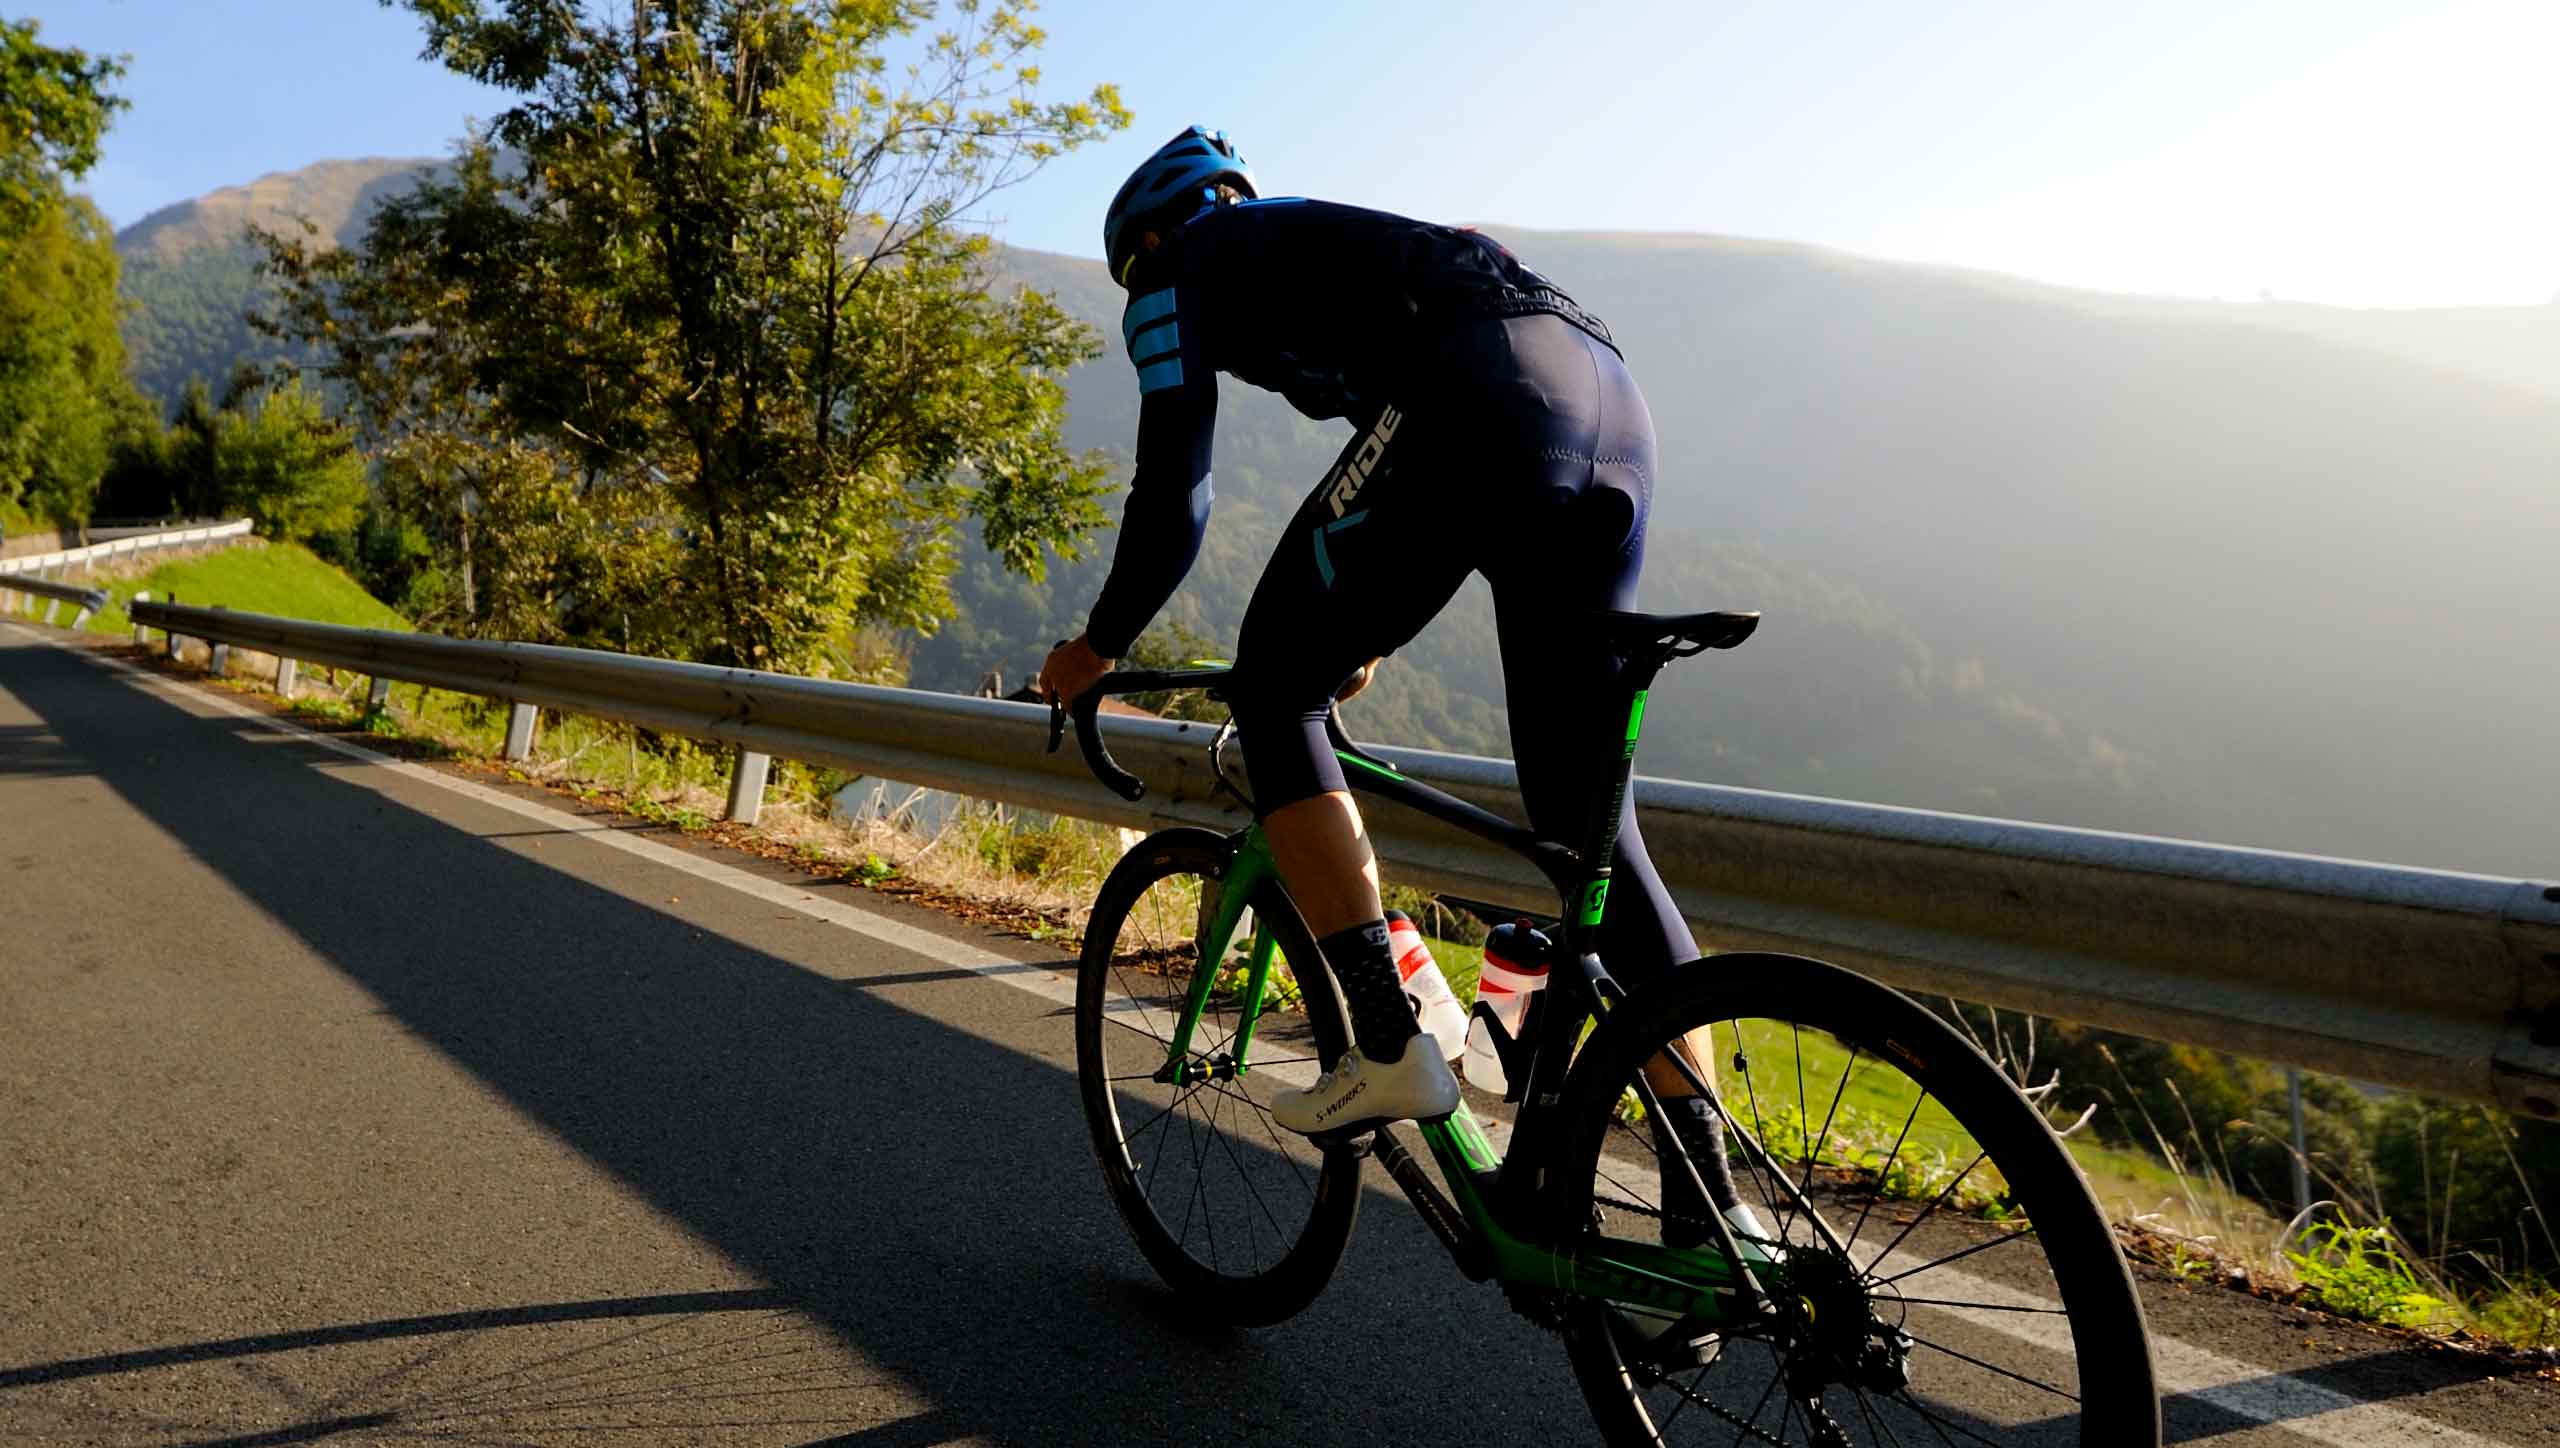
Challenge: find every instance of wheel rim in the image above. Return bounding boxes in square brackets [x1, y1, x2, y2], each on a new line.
[1086, 864, 1341, 1285]
[1572, 996, 2144, 1446]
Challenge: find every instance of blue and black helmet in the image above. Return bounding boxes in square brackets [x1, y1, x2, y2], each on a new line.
[1103, 125, 1257, 287]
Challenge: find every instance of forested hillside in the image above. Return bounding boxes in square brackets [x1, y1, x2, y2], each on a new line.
[113, 161, 2560, 874]
[117, 158, 437, 401]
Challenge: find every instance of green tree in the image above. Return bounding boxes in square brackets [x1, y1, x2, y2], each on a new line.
[0, 19, 131, 529]
[0, 18, 126, 231]
[2371, 1096, 2560, 1281]
[0, 190, 126, 524]
[263, 0, 1126, 671]
[205, 377, 369, 542]
[95, 375, 371, 545]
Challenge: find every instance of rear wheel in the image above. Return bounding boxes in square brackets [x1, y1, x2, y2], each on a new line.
[1551, 954, 2158, 1446]
[1074, 827, 1360, 1325]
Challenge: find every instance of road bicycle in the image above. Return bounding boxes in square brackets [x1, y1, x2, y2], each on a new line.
[1053, 609, 2159, 1446]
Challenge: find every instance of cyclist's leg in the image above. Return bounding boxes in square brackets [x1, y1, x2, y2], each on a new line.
[1473, 316, 1744, 1223]
[1234, 402, 1473, 1127]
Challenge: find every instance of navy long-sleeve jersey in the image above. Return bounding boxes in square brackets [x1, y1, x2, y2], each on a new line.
[1081, 197, 1613, 657]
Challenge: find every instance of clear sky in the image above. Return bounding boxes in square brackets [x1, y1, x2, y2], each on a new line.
[27, 0, 2560, 307]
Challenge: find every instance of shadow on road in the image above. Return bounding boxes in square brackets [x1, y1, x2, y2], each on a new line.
[2, 642, 1580, 1446]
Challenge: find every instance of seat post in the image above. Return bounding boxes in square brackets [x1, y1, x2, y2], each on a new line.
[1565, 649, 1671, 954]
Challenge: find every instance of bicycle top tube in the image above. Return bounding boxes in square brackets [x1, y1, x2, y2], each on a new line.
[1049, 664, 1584, 901]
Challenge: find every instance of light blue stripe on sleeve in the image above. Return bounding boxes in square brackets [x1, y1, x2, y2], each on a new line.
[1121, 288, 1177, 346]
[1136, 357, 1186, 394]
[1129, 322, 1180, 366]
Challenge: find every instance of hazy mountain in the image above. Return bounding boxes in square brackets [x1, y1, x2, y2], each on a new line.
[1888, 250, 2560, 402]
[113, 161, 2560, 875]
[117, 157, 443, 402]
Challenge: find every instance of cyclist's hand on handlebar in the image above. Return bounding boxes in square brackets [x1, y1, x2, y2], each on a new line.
[1335, 657, 1382, 703]
[1039, 634, 1113, 705]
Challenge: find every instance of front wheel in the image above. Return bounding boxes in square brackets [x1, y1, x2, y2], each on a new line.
[1550, 954, 2158, 1446]
[1074, 827, 1361, 1325]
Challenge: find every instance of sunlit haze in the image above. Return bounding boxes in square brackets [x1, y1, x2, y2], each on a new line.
[33, 0, 2560, 308]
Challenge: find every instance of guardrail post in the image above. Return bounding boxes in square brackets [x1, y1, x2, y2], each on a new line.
[131, 591, 150, 645]
[41, 598, 58, 625]
[71, 603, 95, 628]
[725, 748, 771, 826]
[209, 641, 229, 677]
[366, 676, 391, 717]
[275, 657, 298, 697]
[504, 702, 539, 762]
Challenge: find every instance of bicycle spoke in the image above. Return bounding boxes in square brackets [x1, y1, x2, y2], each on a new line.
[1117, 1081, 1210, 1154]
[1851, 1384, 1911, 1448]
[1200, 1076, 1294, 1253]
[1599, 1167, 1658, 1213]
[1789, 1023, 1808, 1233]
[1217, 1077, 1320, 1203]
[1198, 1079, 1249, 1268]
[1102, 1010, 1178, 1046]
[1652, 1359, 1716, 1437]
[1864, 1150, 1989, 1275]
[1733, 1340, 1789, 1448]
[1893, 1390, 1994, 1448]
[1734, 1024, 1787, 1217]
[1174, 1088, 1208, 1253]
[1904, 1332, 2079, 1402]
[1847, 1094, 1926, 1255]
[1787, 1042, 1857, 1241]
[1871, 1225, 2038, 1287]
[1893, 1295, 2068, 1316]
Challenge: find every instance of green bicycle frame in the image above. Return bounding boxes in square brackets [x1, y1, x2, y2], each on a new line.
[1158, 732, 1763, 1329]
[1159, 825, 1283, 1082]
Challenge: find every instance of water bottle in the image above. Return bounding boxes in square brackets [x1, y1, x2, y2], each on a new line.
[1463, 921, 1551, 1097]
[1384, 909, 1468, 1063]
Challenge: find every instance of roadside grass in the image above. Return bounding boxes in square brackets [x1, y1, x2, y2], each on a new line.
[76, 539, 408, 638]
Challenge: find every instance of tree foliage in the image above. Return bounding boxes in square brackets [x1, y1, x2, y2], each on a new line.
[0, 17, 125, 231]
[95, 375, 368, 543]
[258, 0, 1126, 669]
[0, 18, 131, 528]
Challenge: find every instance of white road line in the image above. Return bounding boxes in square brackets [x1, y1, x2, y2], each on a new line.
[1858, 1242, 2506, 1448]
[15, 624, 2520, 1448]
[12, 626, 1083, 1011]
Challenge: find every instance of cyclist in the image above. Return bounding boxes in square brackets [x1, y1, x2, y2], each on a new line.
[1041, 129, 1741, 1227]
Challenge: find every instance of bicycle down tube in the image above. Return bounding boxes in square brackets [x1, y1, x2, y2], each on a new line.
[1077, 677, 1777, 1329]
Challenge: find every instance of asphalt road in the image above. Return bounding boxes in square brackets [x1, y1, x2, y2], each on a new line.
[4, 623, 2553, 1447]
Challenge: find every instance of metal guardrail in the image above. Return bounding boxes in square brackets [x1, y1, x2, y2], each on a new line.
[0, 519, 253, 578]
[1, 574, 110, 627]
[119, 599, 2560, 1118]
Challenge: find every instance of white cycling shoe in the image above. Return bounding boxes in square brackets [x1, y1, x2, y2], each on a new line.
[1272, 1041, 1461, 1136]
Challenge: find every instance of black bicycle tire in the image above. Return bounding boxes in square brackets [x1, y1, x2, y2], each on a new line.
[1074, 827, 1362, 1326]
[1549, 954, 2160, 1446]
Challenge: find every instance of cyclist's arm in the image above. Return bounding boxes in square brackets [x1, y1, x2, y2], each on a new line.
[1084, 298, 1218, 659]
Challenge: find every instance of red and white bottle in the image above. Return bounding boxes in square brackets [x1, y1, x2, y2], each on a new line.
[1464, 921, 1551, 1096]
[1384, 909, 1468, 1063]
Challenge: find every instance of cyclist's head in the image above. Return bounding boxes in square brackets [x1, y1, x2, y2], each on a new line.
[1103, 125, 1256, 288]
